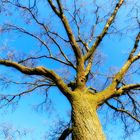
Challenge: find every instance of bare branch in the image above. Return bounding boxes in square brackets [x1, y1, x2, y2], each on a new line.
[58, 127, 72, 140]
[48, 0, 82, 61]
[85, 57, 94, 77]
[96, 31, 140, 104]
[18, 55, 76, 69]
[4, 0, 69, 44]
[64, 6, 89, 52]
[128, 32, 140, 59]
[3, 23, 76, 69]
[84, 0, 124, 61]
[117, 84, 140, 94]
[46, 33, 76, 69]
[0, 60, 72, 97]
[113, 32, 140, 85]
[0, 83, 48, 108]
[56, 0, 63, 14]
[106, 101, 140, 124]
[3, 24, 52, 55]
[47, 0, 60, 16]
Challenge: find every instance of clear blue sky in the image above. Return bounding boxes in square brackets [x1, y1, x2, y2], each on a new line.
[0, 0, 140, 140]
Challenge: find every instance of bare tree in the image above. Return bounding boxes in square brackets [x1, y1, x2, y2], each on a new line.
[0, 0, 140, 139]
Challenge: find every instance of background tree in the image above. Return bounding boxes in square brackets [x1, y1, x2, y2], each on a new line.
[0, 0, 140, 139]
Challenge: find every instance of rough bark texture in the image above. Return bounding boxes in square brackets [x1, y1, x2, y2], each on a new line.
[71, 92, 106, 140]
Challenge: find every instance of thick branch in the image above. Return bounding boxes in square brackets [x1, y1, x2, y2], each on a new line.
[128, 32, 140, 59]
[96, 55, 140, 105]
[48, 0, 86, 88]
[113, 32, 140, 84]
[58, 127, 72, 140]
[48, 0, 82, 61]
[117, 84, 140, 95]
[85, 56, 94, 77]
[96, 32, 140, 104]
[84, 0, 124, 61]
[0, 60, 38, 75]
[47, 0, 60, 16]
[56, 0, 63, 14]
[0, 60, 72, 97]
[113, 56, 140, 85]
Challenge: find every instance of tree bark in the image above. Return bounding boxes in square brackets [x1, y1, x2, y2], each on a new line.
[71, 92, 106, 140]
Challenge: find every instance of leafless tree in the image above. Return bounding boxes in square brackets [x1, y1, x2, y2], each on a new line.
[0, 0, 140, 139]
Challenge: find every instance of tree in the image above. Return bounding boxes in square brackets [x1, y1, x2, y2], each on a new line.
[0, 0, 140, 139]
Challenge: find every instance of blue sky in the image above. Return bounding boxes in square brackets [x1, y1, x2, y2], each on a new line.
[0, 0, 140, 140]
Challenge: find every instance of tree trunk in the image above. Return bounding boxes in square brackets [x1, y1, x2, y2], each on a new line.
[71, 93, 106, 140]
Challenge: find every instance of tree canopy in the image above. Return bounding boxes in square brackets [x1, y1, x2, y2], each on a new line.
[0, 0, 140, 139]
